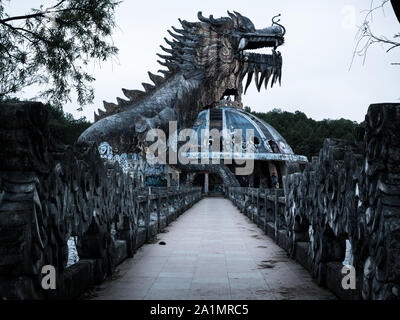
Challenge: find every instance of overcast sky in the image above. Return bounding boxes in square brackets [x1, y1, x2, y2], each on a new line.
[8, 0, 400, 122]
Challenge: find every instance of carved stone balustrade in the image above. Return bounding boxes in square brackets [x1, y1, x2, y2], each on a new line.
[0, 102, 202, 299]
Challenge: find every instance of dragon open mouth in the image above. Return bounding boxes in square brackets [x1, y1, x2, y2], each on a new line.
[234, 12, 285, 93]
[239, 35, 282, 51]
[237, 36, 283, 93]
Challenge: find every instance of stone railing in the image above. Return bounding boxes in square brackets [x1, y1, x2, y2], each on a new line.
[226, 187, 285, 241]
[0, 102, 202, 299]
[227, 103, 400, 300]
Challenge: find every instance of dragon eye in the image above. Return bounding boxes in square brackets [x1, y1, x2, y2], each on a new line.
[222, 47, 230, 56]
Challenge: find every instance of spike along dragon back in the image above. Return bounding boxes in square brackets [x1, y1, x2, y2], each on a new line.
[78, 11, 285, 153]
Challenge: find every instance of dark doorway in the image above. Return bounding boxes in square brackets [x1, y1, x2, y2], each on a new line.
[209, 173, 223, 193]
[193, 173, 205, 192]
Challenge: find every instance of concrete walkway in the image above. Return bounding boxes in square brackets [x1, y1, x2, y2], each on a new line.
[90, 198, 335, 300]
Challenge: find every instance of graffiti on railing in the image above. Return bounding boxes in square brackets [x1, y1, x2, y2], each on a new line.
[99, 141, 129, 169]
[98, 141, 167, 177]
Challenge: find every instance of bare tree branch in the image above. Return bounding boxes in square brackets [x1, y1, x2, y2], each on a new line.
[350, 0, 400, 68]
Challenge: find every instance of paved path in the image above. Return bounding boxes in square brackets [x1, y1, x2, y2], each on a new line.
[91, 198, 335, 300]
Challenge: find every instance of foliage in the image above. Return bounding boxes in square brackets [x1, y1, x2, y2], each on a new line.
[248, 107, 361, 161]
[0, 95, 90, 144]
[45, 103, 91, 145]
[0, 0, 120, 108]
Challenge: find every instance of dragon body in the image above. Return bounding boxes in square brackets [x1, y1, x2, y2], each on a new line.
[78, 11, 285, 154]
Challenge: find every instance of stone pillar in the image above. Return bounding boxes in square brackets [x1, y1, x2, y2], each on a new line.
[248, 173, 254, 187]
[204, 172, 209, 194]
[186, 173, 191, 186]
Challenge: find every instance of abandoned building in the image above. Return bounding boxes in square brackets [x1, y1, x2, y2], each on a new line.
[181, 103, 307, 193]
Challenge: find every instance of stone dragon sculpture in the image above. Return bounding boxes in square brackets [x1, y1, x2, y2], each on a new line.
[78, 11, 285, 154]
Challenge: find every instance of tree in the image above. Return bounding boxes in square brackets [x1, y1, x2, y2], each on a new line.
[45, 103, 91, 145]
[351, 0, 400, 66]
[250, 109, 360, 161]
[0, 0, 120, 108]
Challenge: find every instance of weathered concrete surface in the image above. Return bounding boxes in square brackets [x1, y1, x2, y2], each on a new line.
[89, 198, 335, 300]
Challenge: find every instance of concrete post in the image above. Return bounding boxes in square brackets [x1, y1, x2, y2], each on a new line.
[274, 188, 278, 239]
[204, 172, 209, 195]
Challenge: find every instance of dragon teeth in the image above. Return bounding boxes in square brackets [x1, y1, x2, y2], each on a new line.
[254, 70, 262, 92]
[258, 71, 267, 91]
[265, 69, 272, 89]
[244, 71, 253, 94]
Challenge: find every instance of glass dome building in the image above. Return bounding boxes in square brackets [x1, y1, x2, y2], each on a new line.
[188, 107, 307, 161]
[182, 107, 307, 190]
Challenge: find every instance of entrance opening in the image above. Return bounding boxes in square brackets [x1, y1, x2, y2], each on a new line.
[209, 173, 223, 193]
[221, 88, 239, 101]
[193, 173, 205, 192]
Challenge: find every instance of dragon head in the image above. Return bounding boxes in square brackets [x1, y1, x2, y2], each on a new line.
[160, 10, 285, 108]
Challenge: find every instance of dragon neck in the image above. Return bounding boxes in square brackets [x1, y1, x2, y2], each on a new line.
[136, 71, 204, 128]
[79, 71, 205, 152]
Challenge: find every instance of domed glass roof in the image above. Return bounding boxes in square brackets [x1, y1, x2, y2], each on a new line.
[188, 107, 308, 162]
